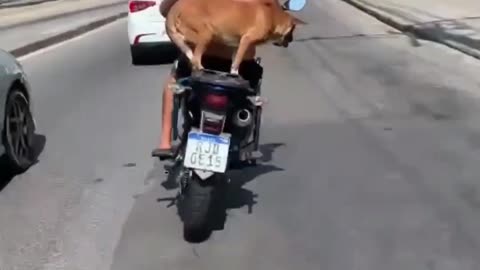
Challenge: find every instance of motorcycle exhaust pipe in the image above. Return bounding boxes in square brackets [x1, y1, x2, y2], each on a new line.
[233, 109, 253, 127]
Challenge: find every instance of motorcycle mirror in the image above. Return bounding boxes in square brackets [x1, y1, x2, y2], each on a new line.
[281, 0, 306, 11]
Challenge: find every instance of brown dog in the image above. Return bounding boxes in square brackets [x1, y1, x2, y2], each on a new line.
[165, 0, 305, 75]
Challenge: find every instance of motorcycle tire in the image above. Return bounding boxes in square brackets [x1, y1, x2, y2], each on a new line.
[179, 175, 215, 240]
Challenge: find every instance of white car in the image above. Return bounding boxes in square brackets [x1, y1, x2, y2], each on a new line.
[127, 0, 178, 65]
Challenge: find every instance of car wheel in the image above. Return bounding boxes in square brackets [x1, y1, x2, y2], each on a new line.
[3, 88, 36, 173]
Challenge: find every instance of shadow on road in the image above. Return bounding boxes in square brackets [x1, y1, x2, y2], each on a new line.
[156, 143, 285, 243]
[414, 19, 480, 54]
[0, 134, 46, 191]
[345, 0, 480, 53]
[294, 31, 403, 43]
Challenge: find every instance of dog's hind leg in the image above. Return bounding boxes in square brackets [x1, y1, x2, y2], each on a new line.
[165, 14, 194, 60]
[168, 31, 194, 60]
[191, 30, 213, 71]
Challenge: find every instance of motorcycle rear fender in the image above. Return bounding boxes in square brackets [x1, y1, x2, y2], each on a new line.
[193, 169, 215, 180]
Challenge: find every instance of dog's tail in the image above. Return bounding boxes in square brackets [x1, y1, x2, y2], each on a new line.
[165, 8, 194, 60]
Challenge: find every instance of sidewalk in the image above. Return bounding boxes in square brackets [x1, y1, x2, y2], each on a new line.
[341, 0, 480, 59]
[0, 0, 126, 28]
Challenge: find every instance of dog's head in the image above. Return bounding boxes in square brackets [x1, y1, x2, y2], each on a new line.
[272, 14, 306, 47]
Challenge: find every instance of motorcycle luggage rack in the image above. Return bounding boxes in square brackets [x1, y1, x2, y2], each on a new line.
[190, 69, 253, 92]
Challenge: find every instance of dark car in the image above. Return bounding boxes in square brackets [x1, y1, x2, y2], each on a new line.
[0, 49, 36, 173]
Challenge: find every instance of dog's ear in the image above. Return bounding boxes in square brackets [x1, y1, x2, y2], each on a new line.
[292, 16, 307, 25]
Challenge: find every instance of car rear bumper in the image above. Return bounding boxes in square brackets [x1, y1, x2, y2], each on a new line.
[130, 42, 179, 60]
[130, 41, 172, 49]
[127, 17, 171, 45]
[130, 41, 178, 55]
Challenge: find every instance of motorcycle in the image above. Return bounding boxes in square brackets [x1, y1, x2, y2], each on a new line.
[161, 0, 307, 238]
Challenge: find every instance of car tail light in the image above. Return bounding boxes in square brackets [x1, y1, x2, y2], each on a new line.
[133, 33, 154, 44]
[129, 0, 155, 13]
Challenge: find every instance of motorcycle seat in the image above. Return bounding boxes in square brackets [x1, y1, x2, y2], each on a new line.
[190, 69, 252, 91]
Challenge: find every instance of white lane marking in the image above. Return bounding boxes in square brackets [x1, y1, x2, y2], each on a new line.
[18, 18, 126, 62]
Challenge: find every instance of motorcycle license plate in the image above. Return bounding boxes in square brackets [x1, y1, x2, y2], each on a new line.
[183, 131, 230, 173]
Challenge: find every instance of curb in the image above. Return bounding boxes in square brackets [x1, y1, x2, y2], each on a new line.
[340, 0, 480, 60]
[0, 1, 126, 30]
[10, 12, 127, 57]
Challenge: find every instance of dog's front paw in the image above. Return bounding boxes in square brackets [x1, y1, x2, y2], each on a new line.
[230, 68, 239, 75]
[192, 65, 204, 71]
[191, 60, 204, 71]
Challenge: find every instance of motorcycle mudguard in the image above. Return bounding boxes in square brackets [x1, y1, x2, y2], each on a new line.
[194, 169, 215, 180]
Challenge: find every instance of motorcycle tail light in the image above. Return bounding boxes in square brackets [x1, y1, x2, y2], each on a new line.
[201, 111, 225, 135]
[203, 92, 229, 111]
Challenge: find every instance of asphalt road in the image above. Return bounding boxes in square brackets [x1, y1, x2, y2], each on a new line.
[0, 3, 125, 52]
[3, 0, 480, 269]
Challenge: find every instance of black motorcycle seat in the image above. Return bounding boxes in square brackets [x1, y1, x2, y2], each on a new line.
[190, 69, 252, 91]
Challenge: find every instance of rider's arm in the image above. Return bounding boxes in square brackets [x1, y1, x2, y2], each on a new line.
[160, 0, 178, 17]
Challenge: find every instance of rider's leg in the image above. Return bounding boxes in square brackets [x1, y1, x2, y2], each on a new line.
[195, 55, 263, 90]
[152, 55, 192, 158]
[238, 59, 264, 155]
[238, 58, 263, 89]
[160, 76, 175, 148]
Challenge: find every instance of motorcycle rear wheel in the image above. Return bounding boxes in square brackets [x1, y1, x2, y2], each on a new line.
[180, 175, 215, 241]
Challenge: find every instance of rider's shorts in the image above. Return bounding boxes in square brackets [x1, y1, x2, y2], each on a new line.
[172, 54, 263, 89]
